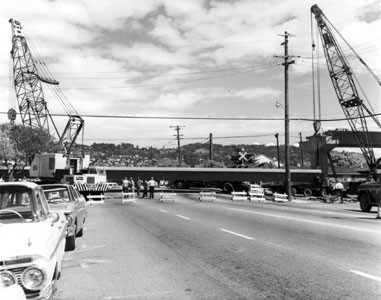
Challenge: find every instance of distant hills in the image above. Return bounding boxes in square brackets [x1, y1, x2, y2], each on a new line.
[80, 142, 367, 172]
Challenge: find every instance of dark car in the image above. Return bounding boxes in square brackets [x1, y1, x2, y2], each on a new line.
[41, 184, 87, 251]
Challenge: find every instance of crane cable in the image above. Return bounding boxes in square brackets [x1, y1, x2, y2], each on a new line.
[325, 17, 381, 87]
[23, 30, 79, 117]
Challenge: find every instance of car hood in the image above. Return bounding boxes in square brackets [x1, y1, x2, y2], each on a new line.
[0, 222, 64, 260]
[48, 202, 75, 213]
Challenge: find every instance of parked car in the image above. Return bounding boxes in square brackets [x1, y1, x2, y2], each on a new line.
[0, 182, 67, 300]
[106, 182, 122, 192]
[41, 184, 87, 251]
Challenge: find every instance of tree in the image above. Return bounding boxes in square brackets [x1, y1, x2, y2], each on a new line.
[0, 124, 57, 181]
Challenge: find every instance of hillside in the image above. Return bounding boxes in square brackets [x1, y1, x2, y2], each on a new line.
[79, 142, 366, 172]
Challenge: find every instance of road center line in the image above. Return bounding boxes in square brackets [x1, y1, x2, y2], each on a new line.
[176, 214, 190, 220]
[220, 228, 254, 240]
[159, 209, 168, 213]
[350, 270, 381, 282]
[227, 208, 380, 234]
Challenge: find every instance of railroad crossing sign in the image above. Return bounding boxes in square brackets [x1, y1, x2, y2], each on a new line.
[238, 148, 248, 166]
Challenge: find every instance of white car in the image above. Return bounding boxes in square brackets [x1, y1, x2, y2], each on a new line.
[0, 182, 67, 300]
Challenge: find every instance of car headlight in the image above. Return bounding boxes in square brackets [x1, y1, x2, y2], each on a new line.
[0, 271, 16, 287]
[22, 267, 45, 290]
[65, 214, 73, 226]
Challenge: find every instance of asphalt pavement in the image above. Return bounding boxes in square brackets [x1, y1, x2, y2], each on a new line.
[55, 192, 381, 300]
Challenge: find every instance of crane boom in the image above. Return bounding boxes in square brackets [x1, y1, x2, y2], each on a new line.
[310, 4, 380, 172]
[9, 18, 84, 156]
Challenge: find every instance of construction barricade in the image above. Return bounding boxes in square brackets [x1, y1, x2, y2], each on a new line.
[248, 184, 266, 202]
[199, 190, 216, 202]
[159, 191, 176, 203]
[231, 191, 248, 201]
[87, 194, 106, 205]
[121, 192, 136, 204]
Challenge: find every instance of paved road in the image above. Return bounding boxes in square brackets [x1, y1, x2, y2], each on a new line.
[55, 193, 381, 300]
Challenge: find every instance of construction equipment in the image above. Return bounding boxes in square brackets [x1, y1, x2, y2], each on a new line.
[311, 4, 381, 211]
[9, 18, 108, 199]
[9, 18, 86, 180]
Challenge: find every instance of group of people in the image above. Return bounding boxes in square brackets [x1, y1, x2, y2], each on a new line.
[122, 176, 158, 199]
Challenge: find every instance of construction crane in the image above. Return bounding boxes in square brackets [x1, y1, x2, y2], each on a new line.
[9, 18, 85, 178]
[310, 4, 381, 177]
[9, 18, 84, 157]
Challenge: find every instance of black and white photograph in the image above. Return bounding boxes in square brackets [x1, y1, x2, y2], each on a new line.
[0, 0, 380, 299]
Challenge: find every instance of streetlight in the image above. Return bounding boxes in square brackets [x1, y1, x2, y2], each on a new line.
[275, 101, 284, 109]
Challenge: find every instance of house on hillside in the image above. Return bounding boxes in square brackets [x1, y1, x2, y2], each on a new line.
[254, 154, 280, 168]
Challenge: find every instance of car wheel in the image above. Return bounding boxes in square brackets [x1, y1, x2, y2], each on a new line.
[303, 188, 313, 197]
[65, 235, 76, 251]
[175, 181, 184, 189]
[359, 193, 372, 212]
[223, 182, 234, 193]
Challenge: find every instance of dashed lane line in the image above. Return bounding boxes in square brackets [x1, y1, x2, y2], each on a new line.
[176, 214, 191, 220]
[227, 208, 381, 234]
[220, 228, 255, 240]
[159, 209, 168, 213]
[349, 270, 381, 282]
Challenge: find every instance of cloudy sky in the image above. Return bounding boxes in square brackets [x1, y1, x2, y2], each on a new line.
[0, 0, 380, 150]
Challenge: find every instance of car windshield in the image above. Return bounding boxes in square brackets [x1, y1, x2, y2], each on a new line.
[43, 187, 71, 203]
[0, 186, 34, 222]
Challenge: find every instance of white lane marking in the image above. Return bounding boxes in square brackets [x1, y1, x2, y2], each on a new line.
[220, 228, 254, 240]
[74, 245, 106, 253]
[159, 209, 168, 213]
[227, 208, 381, 234]
[104, 291, 174, 299]
[350, 270, 381, 282]
[176, 214, 190, 220]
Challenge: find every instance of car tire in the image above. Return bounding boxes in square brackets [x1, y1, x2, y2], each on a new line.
[175, 181, 185, 189]
[65, 235, 76, 251]
[359, 193, 372, 212]
[223, 182, 234, 193]
[303, 188, 313, 197]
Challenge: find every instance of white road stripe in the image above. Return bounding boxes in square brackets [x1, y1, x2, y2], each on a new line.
[350, 270, 381, 282]
[220, 228, 254, 240]
[227, 208, 381, 234]
[176, 214, 190, 220]
[159, 209, 168, 213]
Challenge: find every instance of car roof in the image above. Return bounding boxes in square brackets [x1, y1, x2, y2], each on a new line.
[40, 184, 71, 188]
[0, 182, 39, 189]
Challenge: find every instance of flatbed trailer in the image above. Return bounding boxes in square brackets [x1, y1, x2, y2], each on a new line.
[104, 167, 322, 193]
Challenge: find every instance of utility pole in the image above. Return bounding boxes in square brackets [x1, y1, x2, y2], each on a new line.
[299, 132, 304, 166]
[275, 133, 280, 168]
[275, 31, 296, 202]
[209, 133, 213, 162]
[170, 125, 184, 167]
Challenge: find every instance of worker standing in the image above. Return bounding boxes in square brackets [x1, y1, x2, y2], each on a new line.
[136, 177, 142, 197]
[334, 180, 344, 203]
[122, 177, 130, 193]
[148, 177, 158, 199]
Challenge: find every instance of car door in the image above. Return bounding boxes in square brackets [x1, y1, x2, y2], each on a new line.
[69, 186, 86, 229]
[34, 188, 66, 258]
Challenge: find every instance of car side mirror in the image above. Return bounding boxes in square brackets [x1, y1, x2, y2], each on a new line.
[49, 212, 60, 224]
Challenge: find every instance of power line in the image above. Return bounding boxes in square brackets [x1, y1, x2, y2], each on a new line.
[1, 111, 379, 122]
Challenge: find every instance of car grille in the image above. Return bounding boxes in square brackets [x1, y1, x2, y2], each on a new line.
[8, 266, 41, 299]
